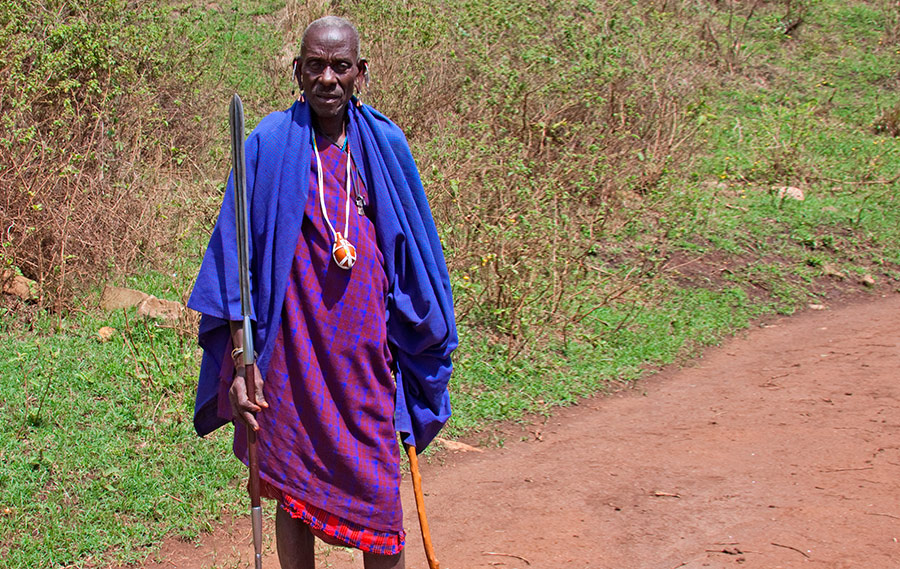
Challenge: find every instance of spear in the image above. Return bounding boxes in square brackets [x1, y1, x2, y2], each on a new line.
[230, 92, 263, 569]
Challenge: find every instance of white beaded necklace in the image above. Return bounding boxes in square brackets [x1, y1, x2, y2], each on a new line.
[312, 133, 357, 270]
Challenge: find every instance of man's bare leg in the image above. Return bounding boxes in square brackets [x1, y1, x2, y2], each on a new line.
[363, 549, 405, 569]
[275, 507, 316, 569]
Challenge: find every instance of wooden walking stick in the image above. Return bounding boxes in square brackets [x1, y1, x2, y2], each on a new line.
[404, 444, 440, 569]
[230, 92, 263, 569]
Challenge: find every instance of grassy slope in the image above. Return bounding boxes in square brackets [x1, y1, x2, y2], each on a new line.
[1, 0, 898, 567]
[448, 0, 900, 435]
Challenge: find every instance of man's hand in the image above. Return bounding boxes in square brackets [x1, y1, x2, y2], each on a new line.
[229, 363, 269, 431]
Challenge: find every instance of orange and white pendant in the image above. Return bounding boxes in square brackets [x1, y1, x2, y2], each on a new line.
[332, 232, 357, 270]
[312, 132, 357, 271]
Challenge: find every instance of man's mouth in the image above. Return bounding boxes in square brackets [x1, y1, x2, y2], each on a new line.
[313, 92, 342, 101]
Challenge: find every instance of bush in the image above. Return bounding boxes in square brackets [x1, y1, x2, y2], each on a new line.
[0, 0, 211, 306]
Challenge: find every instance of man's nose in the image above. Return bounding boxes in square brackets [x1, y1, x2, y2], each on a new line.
[320, 66, 337, 86]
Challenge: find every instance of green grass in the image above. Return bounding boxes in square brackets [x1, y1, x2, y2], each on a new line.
[0, 306, 245, 567]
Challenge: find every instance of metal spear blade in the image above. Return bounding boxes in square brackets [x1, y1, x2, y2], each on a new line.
[229, 93, 253, 356]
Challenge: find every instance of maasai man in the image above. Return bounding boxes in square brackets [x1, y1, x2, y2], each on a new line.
[188, 16, 457, 569]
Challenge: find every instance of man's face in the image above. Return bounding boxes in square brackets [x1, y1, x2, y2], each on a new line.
[297, 25, 362, 121]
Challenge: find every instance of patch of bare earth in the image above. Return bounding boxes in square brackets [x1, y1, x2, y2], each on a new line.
[139, 293, 900, 569]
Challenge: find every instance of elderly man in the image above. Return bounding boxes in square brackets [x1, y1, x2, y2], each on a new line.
[188, 16, 457, 569]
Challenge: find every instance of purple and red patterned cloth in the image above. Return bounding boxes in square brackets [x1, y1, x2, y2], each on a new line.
[231, 134, 403, 545]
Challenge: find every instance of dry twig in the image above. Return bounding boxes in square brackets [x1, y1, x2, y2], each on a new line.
[821, 466, 874, 473]
[771, 542, 810, 558]
[482, 552, 531, 565]
[866, 512, 900, 520]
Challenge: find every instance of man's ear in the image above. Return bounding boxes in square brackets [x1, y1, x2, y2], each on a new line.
[357, 58, 370, 88]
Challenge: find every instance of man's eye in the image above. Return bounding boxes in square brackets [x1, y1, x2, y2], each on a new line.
[305, 62, 325, 73]
[333, 63, 351, 73]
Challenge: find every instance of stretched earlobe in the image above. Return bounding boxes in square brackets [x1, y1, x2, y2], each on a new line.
[355, 60, 369, 108]
[360, 59, 370, 88]
[291, 59, 300, 97]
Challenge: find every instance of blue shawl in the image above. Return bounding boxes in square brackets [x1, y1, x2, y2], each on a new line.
[188, 100, 456, 450]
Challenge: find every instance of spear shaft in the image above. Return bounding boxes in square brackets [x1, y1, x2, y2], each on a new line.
[229, 92, 263, 569]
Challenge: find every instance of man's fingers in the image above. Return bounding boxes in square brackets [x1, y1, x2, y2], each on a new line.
[241, 409, 260, 432]
[228, 378, 244, 413]
[244, 363, 268, 409]
[254, 373, 269, 408]
[229, 373, 261, 430]
[233, 369, 261, 410]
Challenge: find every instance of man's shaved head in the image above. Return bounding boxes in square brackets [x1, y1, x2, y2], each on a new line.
[300, 16, 360, 60]
[294, 15, 367, 132]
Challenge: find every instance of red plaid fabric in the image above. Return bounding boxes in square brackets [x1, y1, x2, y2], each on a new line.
[262, 480, 405, 555]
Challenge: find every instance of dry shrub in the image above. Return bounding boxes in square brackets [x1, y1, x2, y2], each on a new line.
[665, 0, 811, 73]
[0, 0, 211, 307]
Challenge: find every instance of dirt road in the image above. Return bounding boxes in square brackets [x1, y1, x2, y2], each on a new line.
[145, 293, 900, 569]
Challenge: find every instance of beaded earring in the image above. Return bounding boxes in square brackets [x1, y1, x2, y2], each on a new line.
[291, 60, 304, 102]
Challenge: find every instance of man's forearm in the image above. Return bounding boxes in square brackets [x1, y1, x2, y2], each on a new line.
[229, 321, 245, 366]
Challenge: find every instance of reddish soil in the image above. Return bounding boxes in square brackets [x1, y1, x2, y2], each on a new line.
[142, 293, 900, 569]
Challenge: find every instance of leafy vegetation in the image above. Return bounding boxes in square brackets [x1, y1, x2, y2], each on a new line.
[1, 0, 899, 566]
[0, 0, 211, 305]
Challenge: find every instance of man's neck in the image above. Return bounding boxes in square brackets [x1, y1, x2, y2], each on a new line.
[315, 115, 346, 147]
